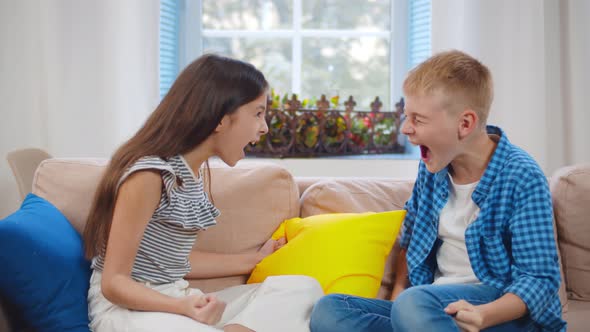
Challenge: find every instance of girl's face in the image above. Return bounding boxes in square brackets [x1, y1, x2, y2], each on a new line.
[213, 93, 269, 166]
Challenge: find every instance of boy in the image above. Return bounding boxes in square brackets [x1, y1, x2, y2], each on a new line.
[309, 50, 566, 331]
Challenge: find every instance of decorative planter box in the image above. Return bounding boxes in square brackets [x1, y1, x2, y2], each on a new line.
[246, 94, 405, 158]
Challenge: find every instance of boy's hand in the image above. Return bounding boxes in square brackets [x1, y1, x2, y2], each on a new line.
[257, 237, 287, 261]
[179, 294, 226, 325]
[444, 300, 485, 332]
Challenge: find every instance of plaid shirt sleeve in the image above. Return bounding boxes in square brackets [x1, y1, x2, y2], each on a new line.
[400, 163, 424, 249]
[503, 170, 561, 323]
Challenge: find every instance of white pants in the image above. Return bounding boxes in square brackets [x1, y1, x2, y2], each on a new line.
[88, 271, 323, 332]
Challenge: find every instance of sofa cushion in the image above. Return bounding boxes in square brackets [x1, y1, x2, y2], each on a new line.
[189, 161, 300, 291]
[299, 178, 414, 299]
[247, 211, 405, 298]
[563, 300, 590, 332]
[32, 158, 299, 293]
[0, 194, 91, 332]
[550, 163, 590, 301]
[33, 158, 108, 234]
[299, 178, 415, 219]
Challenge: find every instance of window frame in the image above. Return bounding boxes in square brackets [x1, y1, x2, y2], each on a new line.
[162, 0, 430, 158]
[179, 0, 408, 110]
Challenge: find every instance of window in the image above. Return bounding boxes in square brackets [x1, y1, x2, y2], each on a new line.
[160, 0, 430, 108]
[159, 0, 180, 100]
[159, 0, 430, 157]
[408, 0, 431, 69]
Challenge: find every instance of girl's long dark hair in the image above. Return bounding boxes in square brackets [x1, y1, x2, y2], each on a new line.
[83, 54, 268, 259]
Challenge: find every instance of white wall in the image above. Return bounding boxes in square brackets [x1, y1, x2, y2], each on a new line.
[432, 0, 590, 174]
[1, 0, 587, 218]
[562, 0, 590, 165]
[1, 0, 46, 218]
[0, 0, 160, 218]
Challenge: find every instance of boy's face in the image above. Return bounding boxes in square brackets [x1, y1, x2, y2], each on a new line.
[401, 92, 462, 173]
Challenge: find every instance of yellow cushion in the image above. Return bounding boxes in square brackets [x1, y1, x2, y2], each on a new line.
[247, 210, 405, 298]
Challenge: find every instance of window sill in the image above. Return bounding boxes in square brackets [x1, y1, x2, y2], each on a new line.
[246, 145, 420, 161]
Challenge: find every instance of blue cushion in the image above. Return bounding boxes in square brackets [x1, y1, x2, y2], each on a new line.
[0, 193, 91, 332]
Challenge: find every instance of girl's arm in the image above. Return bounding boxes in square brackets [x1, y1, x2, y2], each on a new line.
[186, 238, 285, 279]
[100, 170, 201, 316]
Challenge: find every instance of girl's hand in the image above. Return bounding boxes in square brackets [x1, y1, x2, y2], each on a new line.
[257, 237, 287, 261]
[178, 294, 226, 325]
[444, 300, 485, 332]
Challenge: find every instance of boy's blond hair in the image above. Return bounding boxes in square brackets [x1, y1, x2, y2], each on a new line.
[403, 50, 493, 126]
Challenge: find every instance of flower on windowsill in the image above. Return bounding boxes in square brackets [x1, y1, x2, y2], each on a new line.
[330, 95, 340, 108]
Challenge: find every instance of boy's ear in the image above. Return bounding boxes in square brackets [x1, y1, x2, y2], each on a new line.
[458, 109, 478, 139]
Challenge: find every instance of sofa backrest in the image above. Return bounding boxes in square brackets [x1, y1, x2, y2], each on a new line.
[550, 163, 590, 302]
[29, 157, 583, 305]
[297, 176, 571, 309]
[32, 158, 299, 292]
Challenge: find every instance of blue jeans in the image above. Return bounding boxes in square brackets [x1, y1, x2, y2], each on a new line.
[310, 284, 538, 332]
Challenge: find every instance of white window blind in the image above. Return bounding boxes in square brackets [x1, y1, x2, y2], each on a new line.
[159, 0, 179, 99]
[408, 0, 431, 69]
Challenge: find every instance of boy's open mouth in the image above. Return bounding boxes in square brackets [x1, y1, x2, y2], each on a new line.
[420, 145, 431, 162]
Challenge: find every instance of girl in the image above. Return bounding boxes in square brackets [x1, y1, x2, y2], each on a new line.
[83, 54, 323, 332]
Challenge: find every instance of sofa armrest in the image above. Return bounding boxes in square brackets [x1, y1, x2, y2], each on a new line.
[550, 163, 590, 302]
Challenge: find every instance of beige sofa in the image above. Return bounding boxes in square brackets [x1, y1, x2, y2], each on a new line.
[1, 158, 589, 331]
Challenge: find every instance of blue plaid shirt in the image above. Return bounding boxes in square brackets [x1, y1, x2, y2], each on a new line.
[399, 126, 566, 331]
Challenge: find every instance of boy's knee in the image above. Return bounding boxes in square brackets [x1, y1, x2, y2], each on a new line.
[391, 286, 442, 329]
[394, 285, 435, 306]
[310, 294, 347, 332]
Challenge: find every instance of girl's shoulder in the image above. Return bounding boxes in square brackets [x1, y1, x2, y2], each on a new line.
[118, 156, 178, 190]
[133, 155, 174, 168]
[128, 156, 179, 174]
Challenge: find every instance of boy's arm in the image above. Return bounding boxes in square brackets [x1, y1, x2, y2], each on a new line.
[445, 293, 527, 330]
[390, 165, 423, 301]
[499, 173, 561, 321]
[390, 249, 408, 300]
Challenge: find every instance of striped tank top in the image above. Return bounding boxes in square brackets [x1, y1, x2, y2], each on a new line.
[91, 155, 220, 283]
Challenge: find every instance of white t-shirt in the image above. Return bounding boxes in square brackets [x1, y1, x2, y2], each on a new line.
[433, 175, 481, 285]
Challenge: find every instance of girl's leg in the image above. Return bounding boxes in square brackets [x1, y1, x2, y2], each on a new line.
[124, 311, 221, 332]
[390, 284, 538, 332]
[223, 325, 254, 332]
[310, 294, 393, 332]
[213, 275, 324, 332]
[88, 271, 220, 332]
